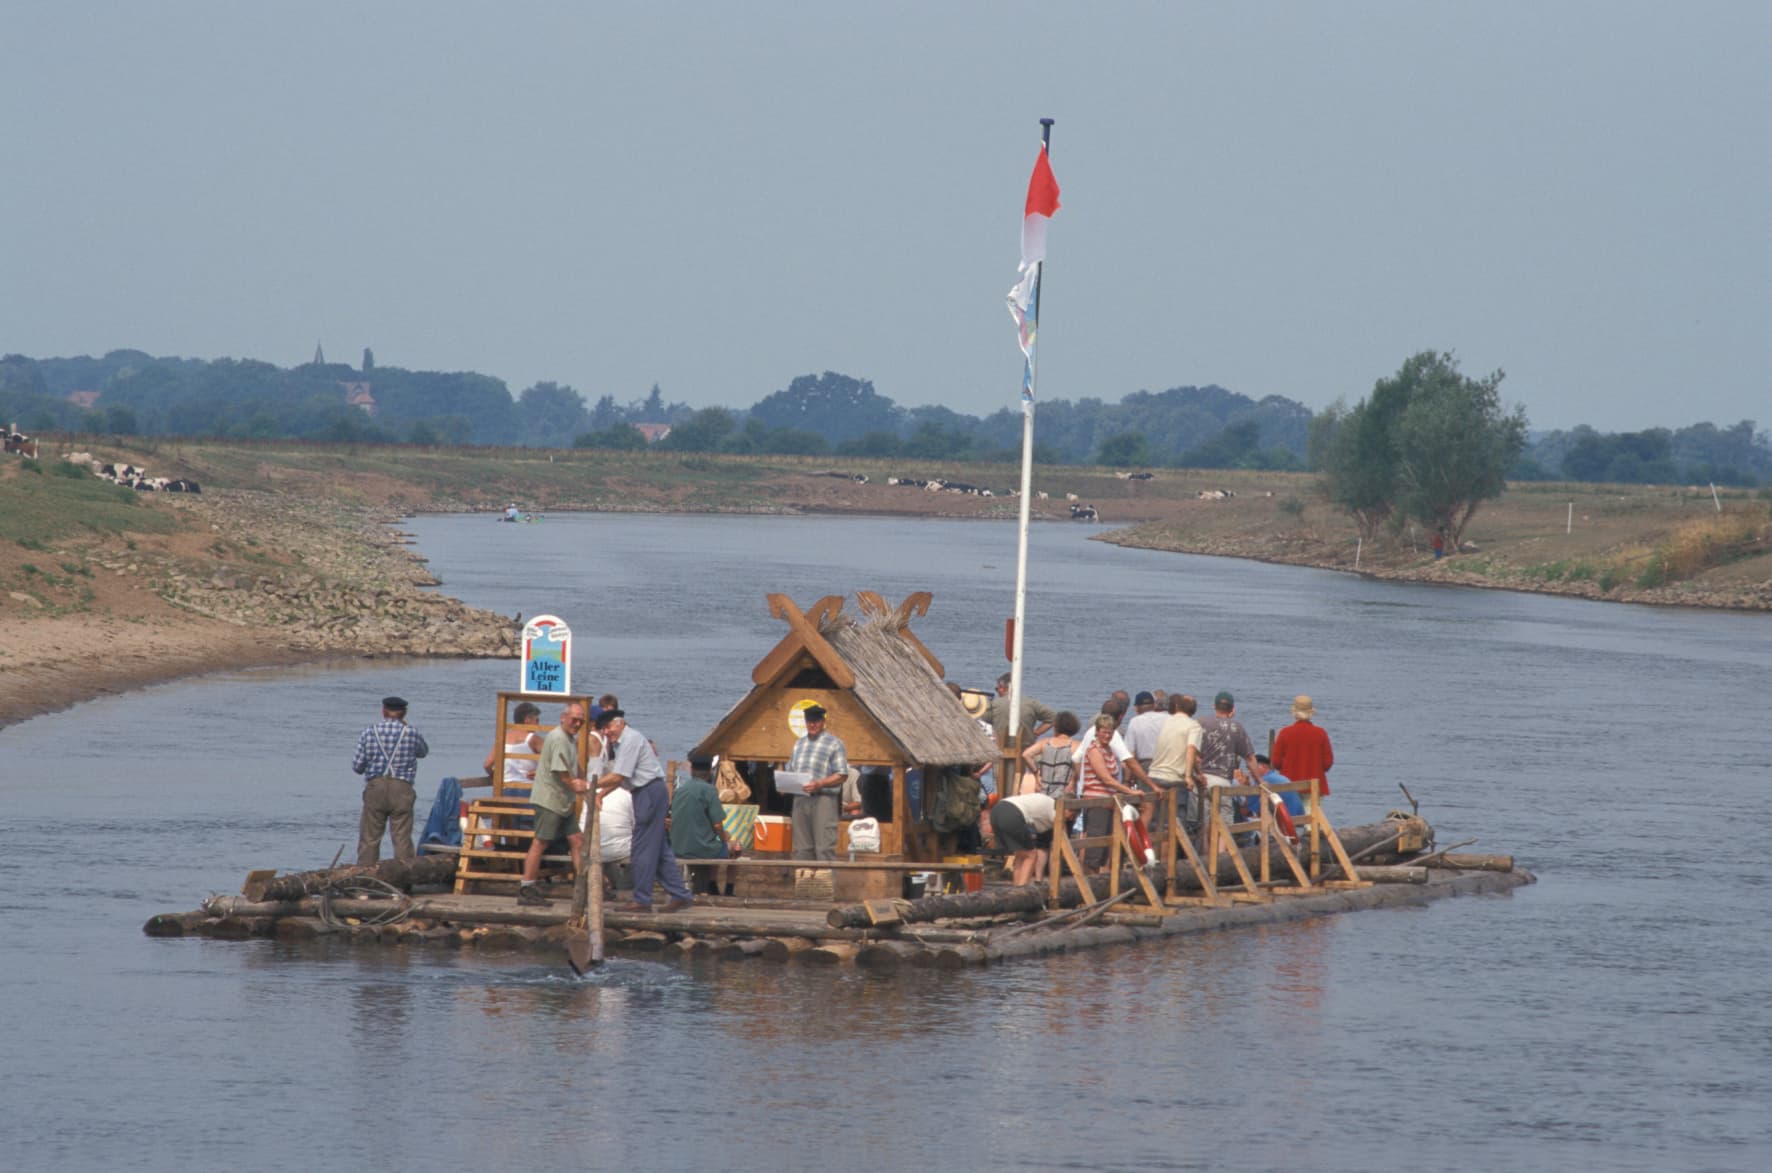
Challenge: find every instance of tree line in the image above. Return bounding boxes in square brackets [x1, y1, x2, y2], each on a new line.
[1, 348, 1765, 490]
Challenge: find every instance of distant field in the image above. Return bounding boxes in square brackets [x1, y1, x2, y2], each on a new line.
[15, 434, 1771, 609]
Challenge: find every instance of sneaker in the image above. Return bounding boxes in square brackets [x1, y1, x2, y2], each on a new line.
[516, 886, 552, 907]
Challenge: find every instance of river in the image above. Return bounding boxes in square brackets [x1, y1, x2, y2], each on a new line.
[3, 512, 1768, 1170]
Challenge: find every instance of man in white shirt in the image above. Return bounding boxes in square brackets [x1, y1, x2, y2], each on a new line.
[1122, 691, 1167, 776]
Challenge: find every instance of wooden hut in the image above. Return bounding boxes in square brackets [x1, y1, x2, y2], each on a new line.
[693, 591, 998, 864]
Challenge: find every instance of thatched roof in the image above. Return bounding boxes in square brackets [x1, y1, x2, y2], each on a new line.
[819, 610, 1000, 767]
[693, 594, 1000, 768]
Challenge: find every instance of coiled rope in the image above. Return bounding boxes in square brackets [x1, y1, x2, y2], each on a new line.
[317, 875, 412, 931]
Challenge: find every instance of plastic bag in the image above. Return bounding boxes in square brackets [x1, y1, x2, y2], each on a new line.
[847, 816, 881, 853]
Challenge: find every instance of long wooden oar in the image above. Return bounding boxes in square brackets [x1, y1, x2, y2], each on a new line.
[566, 790, 604, 976]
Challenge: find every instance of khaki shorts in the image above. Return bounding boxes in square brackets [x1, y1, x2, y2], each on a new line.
[533, 806, 576, 844]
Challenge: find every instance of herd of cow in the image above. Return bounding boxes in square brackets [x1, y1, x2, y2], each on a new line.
[849, 469, 1243, 521]
[61, 451, 201, 493]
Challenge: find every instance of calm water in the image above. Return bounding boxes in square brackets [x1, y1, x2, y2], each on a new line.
[3, 513, 1769, 1171]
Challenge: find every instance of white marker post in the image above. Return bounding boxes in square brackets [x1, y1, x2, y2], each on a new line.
[1711, 482, 1722, 512]
[1567, 502, 1573, 535]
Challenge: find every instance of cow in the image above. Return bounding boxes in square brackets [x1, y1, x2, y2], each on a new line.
[1070, 503, 1098, 522]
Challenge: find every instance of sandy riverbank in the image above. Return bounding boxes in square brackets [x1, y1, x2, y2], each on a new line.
[1, 460, 517, 727]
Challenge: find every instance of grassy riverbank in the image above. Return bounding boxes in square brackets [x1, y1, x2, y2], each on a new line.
[4, 437, 1767, 724]
[1103, 474, 1772, 611]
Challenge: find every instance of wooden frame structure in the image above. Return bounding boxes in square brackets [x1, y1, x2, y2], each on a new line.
[1047, 777, 1370, 915]
[454, 690, 595, 894]
[692, 591, 999, 867]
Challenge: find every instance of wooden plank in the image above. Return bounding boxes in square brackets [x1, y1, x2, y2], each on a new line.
[1211, 806, 1264, 901]
[1164, 797, 1218, 903]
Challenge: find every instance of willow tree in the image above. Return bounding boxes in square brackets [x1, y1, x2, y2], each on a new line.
[1326, 351, 1527, 547]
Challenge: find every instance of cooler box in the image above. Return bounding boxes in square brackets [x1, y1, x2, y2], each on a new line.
[753, 814, 793, 854]
[943, 854, 985, 893]
[723, 804, 759, 852]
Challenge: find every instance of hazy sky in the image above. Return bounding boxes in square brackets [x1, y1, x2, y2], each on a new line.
[6, 2, 1768, 432]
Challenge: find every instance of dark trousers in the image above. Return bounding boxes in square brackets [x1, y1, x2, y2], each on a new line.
[627, 782, 691, 906]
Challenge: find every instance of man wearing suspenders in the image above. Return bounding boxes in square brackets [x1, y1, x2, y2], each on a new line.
[351, 695, 429, 866]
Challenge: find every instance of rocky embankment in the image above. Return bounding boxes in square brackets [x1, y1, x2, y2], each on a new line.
[145, 490, 517, 655]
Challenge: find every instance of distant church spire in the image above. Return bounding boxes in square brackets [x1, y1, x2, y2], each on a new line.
[313, 340, 325, 366]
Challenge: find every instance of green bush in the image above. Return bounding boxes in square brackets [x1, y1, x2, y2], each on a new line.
[1277, 497, 1305, 518]
[51, 461, 88, 479]
[16, 537, 46, 551]
[1597, 568, 1620, 592]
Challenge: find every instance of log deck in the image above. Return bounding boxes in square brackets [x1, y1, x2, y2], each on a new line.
[145, 844, 1534, 968]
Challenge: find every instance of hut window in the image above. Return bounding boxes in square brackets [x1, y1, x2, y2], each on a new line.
[787, 667, 837, 688]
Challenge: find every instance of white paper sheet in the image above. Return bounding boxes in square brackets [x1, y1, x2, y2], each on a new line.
[773, 770, 814, 795]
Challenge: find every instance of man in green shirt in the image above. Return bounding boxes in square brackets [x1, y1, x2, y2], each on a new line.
[670, 755, 737, 896]
[987, 671, 1056, 749]
[518, 702, 591, 907]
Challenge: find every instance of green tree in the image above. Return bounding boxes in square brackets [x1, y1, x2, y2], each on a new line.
[1095, 431, 1152, 467]
[1349, 351, 1525, 547]
[589, 394, 622, 430]
[661, 407, 736, 452]
[750, 372, 902, 445]
[1306, 400, 1345, 471]
[1323, 355, 1429, 539]
[573, 424, 647, 450]
[1382, 350, 1523, 549]
[517, 381, 590, 445]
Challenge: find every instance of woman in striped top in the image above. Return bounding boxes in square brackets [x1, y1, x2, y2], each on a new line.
[1078, 714, 1144, 872]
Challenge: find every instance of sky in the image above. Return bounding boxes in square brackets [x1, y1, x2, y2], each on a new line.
[5, 2, 1768, 433]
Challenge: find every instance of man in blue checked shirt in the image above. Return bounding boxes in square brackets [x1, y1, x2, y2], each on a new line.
[789, 704, 848, 862]
[351, 695, 429, 866]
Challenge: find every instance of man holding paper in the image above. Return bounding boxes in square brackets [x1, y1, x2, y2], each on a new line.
[788, 705, 848, 861]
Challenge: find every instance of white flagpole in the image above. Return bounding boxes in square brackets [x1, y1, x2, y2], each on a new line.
[1008, 117, 1054, 747]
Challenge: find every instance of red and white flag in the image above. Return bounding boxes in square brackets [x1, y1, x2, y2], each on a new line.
[1008, 145, 1061, 390]
[1019, 145, 1061, 267]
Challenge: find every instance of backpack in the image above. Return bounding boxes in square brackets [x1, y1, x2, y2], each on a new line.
[928, 766, 983, 834]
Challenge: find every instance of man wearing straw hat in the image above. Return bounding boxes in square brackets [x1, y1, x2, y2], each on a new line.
[1271, 694, 1333, 800]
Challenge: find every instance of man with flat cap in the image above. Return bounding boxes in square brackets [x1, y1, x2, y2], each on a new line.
[351, 695, 429, 867]
[788, 704, 848, 861]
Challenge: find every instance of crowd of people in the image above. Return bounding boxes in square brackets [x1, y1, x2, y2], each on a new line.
[971, 675, 1335, 884]
[347, 680, 1334, 904]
